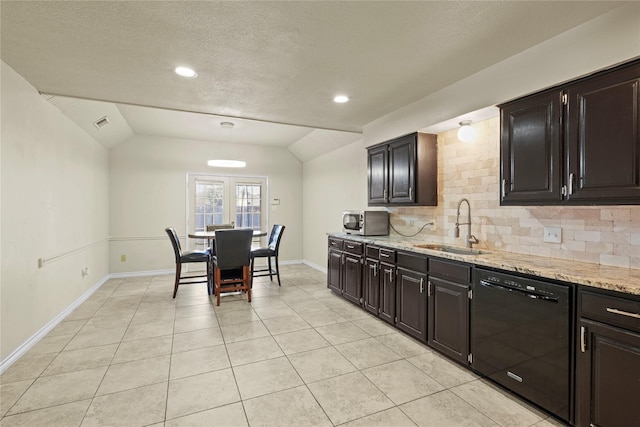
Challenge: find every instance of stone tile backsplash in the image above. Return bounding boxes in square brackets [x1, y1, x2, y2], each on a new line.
[389, 117, 640, 270]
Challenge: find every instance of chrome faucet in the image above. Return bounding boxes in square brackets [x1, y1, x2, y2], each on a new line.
[454, 198, 478, 248]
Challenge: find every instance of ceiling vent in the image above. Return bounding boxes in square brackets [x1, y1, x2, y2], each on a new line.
[93, 116, 110, 130]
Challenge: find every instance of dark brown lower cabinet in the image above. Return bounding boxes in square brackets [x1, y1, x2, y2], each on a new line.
[379, 262, 396, 325]
[428, 277, 469, 363]
[576, 319, 640, 427]
[363, 258, 380, 315]
[342, 253, 362, 305]
[396, 267, 427, 342]
[327, 248, 342, 294]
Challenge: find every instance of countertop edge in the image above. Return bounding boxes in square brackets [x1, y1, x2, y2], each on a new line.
[328, 233, 640, 296]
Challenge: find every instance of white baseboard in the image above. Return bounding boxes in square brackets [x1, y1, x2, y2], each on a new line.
[109, 269, 174, 278]
[303, 259, 327, 274]
[0, 274, 110, 375]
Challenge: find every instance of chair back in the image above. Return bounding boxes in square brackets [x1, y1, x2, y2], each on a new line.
[267, 225, 286, 253]
[165, 227, 182, 263]
[214, 229, 254, 269]
[206, 224, 234, 231]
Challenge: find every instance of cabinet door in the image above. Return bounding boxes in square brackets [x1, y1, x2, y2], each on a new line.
[388, 135, 416, 204]
[342, 254, 362, 305]
[396, 267, 427, 342]
[327, 249, 342, 293]
[566, 62, 640, 203]
[576, 319, 640, 427]
[379, 263, 396, 325]
[500, 90, 562, 204]
[428, 277, 469, 364]
[368, 145, 388, 205]
[364, 259, 380, 315]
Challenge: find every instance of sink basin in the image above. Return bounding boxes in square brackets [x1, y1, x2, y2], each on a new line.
[413, 244, 489, 256]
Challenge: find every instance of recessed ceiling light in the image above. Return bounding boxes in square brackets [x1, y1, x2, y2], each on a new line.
[175, 66, 198, 78]
[334, 95, 349, 103]
[207, 159, 246, 168]
[220, 121, 234, 129]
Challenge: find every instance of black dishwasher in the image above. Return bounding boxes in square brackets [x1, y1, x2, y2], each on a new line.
[471, 268, 572, 422]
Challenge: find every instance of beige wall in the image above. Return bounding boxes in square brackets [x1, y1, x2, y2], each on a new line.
[108, 135, 303, 274]
[390, 119, 640, 270]
[1, 62, 110, 361]
[302, 140, 368, 269]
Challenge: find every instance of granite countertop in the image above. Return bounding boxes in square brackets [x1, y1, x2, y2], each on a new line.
[329, 233, 640, 296]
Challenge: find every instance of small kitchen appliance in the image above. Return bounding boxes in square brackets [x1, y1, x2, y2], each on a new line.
[342, 210, 389, 236]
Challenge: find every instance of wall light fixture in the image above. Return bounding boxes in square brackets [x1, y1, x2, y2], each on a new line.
[457, 120, 475, 142]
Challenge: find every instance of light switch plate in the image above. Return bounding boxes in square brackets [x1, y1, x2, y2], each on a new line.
[543, 227, 562, 243]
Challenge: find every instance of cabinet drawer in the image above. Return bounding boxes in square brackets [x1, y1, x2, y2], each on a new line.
[365, 245, 380, 259]
[343, 240, 364, 255]
[581, 291, 640, 332]
[430, 258, 471, 284]
[328, 238, 343, 250]
[379, 248, 396, 263]
[396, 251, 428, 272]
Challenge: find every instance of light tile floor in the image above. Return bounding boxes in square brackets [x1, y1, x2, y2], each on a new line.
[0, 265, 568, 426]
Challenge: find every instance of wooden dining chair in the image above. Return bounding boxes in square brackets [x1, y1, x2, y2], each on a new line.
[211, 229, 254, 306]
[165, 227, 212, 298]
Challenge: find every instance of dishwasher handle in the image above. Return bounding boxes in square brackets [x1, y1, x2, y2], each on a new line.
[479, 280, 559, 303]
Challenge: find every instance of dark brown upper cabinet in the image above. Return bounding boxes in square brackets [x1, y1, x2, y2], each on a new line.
[500, 58, 640, 205]
[368, 132, 437, 206]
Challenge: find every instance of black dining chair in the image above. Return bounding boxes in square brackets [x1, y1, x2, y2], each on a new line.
[205, 223, 234, 254]
[250, 224, 285, 287]
[212, 229, 254, 306]
[165, 227, 212, 298]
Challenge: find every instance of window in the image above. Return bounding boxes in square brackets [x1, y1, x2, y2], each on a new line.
[194, 181, 224, 231]
[235, 183, 261, 230]
[187, 174, 266, 250]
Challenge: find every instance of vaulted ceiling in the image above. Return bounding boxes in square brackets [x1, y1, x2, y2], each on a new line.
[1, 1, 625, 158]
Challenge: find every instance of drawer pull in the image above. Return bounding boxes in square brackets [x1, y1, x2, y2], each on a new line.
[347, 244, 355, 249]
[380, 253, 390, 257]
[606, 307, 640, 319]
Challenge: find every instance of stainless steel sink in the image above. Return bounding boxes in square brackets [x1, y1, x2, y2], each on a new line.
[413, 244, 489, 255]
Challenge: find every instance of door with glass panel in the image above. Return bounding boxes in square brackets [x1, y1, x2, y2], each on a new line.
[188, 175, 266, 251]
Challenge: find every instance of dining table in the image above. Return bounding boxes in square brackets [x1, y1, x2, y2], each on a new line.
[188, 229, 267, 249]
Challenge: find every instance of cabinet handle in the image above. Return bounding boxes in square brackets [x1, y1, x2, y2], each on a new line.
[409, 187, 413, 200]
[380, 253, 389, 258]
[427, 280, 432, 297]
[341, 255, 345, 265]
[370, 263, 377, 277]
[389, 269, 393, 283]
[383, 189, 388, 201]
[580, 326, 587, 353]
[347, 244, 355, 249]
[606, 307, 640, 319]
[502, 179, 507, 197]
[568, 173, 575, 195]
[420, 278, 424, 294]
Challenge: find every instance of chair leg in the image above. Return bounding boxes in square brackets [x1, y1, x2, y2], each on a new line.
[207, 259, 212, 295]
[244, 266, 251, 303]
[250, 256, 255, 289]
[275, 255, 281, 287]
[173, 263, 181, 298]
[214, 267, 221, 306]
[268, 257, 273, 281]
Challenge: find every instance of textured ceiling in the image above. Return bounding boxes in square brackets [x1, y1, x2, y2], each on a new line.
[1, 1, 623, 135]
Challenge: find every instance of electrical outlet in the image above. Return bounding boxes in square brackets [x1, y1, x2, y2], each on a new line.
[121, 254, 127, 262]
[543, 227, 562, 243]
